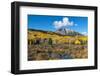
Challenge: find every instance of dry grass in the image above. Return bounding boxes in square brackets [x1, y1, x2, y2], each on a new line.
[28, 44, 88, 61]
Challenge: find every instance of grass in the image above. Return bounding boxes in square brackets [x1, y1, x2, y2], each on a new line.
[28, 30, 88, 61]
[28, 44, 88, 61]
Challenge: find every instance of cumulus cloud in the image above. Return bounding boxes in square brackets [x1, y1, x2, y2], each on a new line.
[53, 17, 74, 29]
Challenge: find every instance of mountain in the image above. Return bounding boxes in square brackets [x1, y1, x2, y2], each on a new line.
[56, 28, 83, 36]
[28, 29, 65, 36]
[28, 28, 84, 36]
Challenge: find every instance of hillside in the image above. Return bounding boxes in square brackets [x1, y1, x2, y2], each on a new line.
[28, 29, 87, 44]
[28, 29, 88, 60]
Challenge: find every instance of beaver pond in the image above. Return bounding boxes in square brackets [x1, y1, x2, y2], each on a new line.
[28, 43, 88, 61]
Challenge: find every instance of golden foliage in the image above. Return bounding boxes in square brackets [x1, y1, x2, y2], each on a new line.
[28, 30, 87, 45]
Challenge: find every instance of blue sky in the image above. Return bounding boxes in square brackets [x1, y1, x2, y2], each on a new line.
[28, 15, 88, 35]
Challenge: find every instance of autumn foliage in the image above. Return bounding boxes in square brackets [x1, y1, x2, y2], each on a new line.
[28, 29, 88, 61]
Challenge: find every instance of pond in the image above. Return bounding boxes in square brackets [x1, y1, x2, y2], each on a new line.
[47, 52, 73, 59]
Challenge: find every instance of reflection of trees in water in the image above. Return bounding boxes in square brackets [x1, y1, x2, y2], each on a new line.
[28, 43, 88, 61]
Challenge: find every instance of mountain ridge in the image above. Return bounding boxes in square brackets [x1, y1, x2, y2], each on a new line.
[28, 28, 84, 36]
[56, 28, 84, 36]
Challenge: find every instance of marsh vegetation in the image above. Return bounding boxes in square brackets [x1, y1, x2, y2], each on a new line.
[28, 29, 88, 61]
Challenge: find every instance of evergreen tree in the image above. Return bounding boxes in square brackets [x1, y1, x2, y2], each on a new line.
[48, 38, 52, 45]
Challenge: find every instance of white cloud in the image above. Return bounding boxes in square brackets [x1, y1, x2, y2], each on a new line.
[53, 21, 62, 29]
[82, 32, 88, 36]
[53, 17, 74, 29]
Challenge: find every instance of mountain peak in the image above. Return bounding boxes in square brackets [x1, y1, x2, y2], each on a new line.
[56, 28, 83, 36]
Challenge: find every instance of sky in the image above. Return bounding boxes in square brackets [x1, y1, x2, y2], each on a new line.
[28, 15, 88, 35]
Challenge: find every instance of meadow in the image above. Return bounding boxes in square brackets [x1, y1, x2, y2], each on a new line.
[28, 29, 88, 61]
